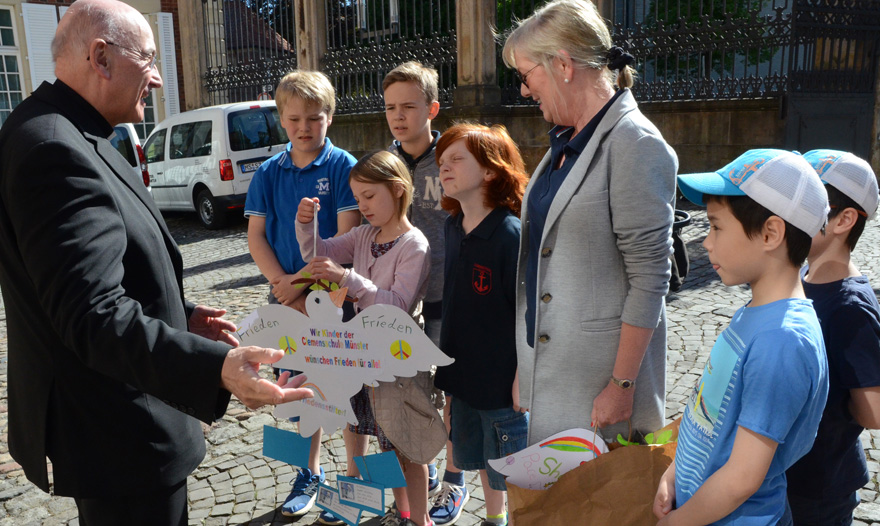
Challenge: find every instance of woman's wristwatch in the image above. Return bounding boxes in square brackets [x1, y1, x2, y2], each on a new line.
[610, 376, 635, 389]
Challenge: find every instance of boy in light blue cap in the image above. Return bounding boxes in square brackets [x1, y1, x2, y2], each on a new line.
[653, 149, 830, 525]
[786, 150, 880, 526]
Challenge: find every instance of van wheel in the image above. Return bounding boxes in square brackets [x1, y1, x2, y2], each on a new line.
[196, 189, 227, 230]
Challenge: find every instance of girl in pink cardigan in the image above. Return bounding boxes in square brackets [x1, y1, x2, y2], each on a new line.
[295, 150, 433, 526]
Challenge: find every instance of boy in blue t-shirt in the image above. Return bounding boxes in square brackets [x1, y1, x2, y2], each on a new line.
[786, 150, 880, 526]
[244, 70, 359, 524]
[654, 150, 830, 525]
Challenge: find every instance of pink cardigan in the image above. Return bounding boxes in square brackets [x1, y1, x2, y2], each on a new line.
[295, 221, 431, 314]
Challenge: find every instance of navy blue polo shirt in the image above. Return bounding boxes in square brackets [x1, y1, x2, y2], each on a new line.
[436, 207, 521, 410]
[525, 89, 624, 346]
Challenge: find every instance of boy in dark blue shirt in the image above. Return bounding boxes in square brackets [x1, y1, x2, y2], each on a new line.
[786, 150, 880, 526]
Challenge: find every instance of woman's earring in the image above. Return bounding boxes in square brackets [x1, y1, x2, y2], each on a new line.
[564, 78, 570, 83]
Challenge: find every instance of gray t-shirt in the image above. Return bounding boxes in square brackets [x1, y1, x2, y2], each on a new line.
[389, 131, 447, 306]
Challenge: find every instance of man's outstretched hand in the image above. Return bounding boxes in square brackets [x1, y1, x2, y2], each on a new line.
[221, 347, 314, 409]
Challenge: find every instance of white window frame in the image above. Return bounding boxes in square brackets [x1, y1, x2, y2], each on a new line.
[0, 6, 24, 125]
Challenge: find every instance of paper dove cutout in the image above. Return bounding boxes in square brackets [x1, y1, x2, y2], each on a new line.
[487, 428, 609, 490]
[235, 290, 454, 436]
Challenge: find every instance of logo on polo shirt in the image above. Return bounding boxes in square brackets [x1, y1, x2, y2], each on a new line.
[472, 263, 492, 295]
[316, 177, 330, 196]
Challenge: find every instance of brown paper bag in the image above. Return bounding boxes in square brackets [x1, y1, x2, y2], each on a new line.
[508, 419, 679, 526]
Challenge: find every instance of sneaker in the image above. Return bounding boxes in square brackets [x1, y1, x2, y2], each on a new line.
[318, 509, 345, 525]
[427, 463, 440, 496]
[380, 507, 403, 526]
[429, 481, 469, 525]
[479, 521, 507, 526]
[280, 467, 324, 517]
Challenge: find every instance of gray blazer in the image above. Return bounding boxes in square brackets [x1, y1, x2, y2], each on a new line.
[516, 89, 678, 445]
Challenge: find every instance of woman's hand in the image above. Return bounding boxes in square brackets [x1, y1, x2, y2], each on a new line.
[296, 197, 320, 224]
[307, 256, 345, 284]
[590, 379, 635, 429]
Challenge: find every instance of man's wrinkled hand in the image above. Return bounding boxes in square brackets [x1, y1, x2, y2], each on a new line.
[221, 346, 314, 409]
[189, 305, 239, 346]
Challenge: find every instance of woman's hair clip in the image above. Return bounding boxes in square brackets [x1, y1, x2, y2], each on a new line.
[607, 46, 635, 71]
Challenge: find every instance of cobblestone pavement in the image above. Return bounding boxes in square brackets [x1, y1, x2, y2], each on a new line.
[1, 205, 880, 525]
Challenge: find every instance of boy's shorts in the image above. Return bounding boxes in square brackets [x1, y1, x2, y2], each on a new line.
[450, 396, 528, 491]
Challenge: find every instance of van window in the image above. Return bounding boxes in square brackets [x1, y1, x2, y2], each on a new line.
[170, 120, 213, 159]
[110, 125, 136, 167]
[227, 107, 286, 152]
[144, 128, 166, 163]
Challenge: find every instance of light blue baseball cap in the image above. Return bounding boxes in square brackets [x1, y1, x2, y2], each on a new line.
[678, 149, 829, 237]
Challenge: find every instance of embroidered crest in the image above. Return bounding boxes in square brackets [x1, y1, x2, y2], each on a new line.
[472, 263, 492, 295]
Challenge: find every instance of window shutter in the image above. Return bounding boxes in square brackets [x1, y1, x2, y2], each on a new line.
[21, 4, 59, 89]
[156, 12, 179, 117]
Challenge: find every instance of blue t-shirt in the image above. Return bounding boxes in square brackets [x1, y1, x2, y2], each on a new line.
[787, 273, 880, 499]
[675, 299, 828, 525]
[244, 138, 358, 274]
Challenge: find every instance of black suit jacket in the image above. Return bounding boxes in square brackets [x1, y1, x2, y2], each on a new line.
[0, 81, 232, 498]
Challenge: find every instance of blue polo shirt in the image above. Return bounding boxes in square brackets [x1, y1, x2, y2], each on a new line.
[525, 89, 624, 346]
[244, 138, 358, 274]
[436, 207, 521, 409]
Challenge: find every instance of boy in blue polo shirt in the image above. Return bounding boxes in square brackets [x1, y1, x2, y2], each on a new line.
[245, 70, 359, 525]
[654, 150, 830, 525]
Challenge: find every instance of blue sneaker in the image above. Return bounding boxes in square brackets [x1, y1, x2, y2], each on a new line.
[318, 509, 345, 525]
[281, 467, 324, 517]
[428, 462, 440, 496]
[429, 481, 469, 525]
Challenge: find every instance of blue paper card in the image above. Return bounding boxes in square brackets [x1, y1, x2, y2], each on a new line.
[353, 451, 406, 488]
[262, 425, 310, 467]
[337, 475, 385, 515]
[315, 483, 362, 526]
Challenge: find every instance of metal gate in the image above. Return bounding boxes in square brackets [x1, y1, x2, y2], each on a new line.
[201, 0, 298, 105]
[784, 0, 879, 158]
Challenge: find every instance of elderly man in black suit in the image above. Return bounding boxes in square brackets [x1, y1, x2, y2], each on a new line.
[0, 0, 313, 523]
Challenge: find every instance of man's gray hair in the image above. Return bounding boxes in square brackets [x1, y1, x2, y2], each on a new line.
[51, 1, 129, 63]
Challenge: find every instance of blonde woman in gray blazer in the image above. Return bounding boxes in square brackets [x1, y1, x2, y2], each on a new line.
[503, 0, 678, 445]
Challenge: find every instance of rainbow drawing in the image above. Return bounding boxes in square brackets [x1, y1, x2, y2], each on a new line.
[539, 436, 603, 457]
[301, 383, 327, 401]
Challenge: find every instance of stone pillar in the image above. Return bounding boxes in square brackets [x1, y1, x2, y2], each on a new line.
[295, 0, 327, 71]
[177, 0, 209, 110]
[595, 0, 614, 24]
[453, 0, 501, 107]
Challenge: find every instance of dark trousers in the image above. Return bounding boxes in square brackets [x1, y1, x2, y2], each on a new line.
[789, 490, 859, 526]
[74, 479, 188, 526]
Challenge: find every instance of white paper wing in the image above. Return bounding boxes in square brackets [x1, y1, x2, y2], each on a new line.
[487, 428, 609, 490]
[347, 303, 454, 384]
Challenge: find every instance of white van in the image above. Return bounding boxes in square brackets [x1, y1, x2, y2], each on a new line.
[111, 123, 150, 190]
[143, 101, 287, 229]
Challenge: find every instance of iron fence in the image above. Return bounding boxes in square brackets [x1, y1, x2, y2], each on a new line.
[788, 0, 879, 95]
[614, 0, 879, 102]
[322, 0, 457, 115]
[613, 0, 794, 101]
[202, 0, 298, 106]
[496, 0, 546, 105]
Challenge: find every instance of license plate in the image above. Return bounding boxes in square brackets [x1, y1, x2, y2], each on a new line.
[241, 161, 263, 173]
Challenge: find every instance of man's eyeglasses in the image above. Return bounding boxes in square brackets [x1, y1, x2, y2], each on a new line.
[514, 63, 542, 89]
[104, 40, 157, 69]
